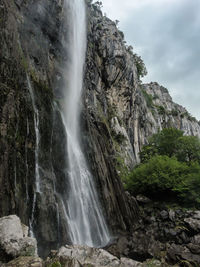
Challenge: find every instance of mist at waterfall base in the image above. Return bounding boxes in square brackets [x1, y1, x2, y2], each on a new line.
[57, 0, 110, 247]
[26, 0, 110, 254]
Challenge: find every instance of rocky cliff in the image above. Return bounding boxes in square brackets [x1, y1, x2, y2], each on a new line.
[84, 1, 200, 171]
[0, 0, 199, 258]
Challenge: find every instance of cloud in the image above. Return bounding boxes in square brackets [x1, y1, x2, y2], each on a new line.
[101, 0, 200, 119]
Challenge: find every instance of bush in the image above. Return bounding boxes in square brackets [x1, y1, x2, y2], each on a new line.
[156, 105, 166, 115]
[125, 155, 188, 196]
[125, 155, 200, 205]
[174, 162, 200, 204]
[141, 89, 154, 108]
[140, 128, 184, 162]
[140, 128, 200, 163]
[126, 128, 200, 205]
[176, 136, 200, 163]
[134, 54, 147, 79]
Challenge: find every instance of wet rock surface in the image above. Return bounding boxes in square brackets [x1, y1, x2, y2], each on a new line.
[0, 0, 140, 256]
[1, 0, 200, 259]
[2, 214, 200, 266]
[107, 199, 200, 266]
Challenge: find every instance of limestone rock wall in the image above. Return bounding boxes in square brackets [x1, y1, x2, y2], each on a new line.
[0, 0, 199, 257]
[84, 3, 200, 171]
[0, 0, 138, 256]
[0, 0, 71, 256]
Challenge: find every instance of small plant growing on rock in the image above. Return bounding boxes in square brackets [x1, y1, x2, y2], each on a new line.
[134, 54, 147, 79]
[49, 261, 62, 267]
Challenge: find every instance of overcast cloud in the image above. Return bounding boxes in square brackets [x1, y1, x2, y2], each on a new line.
[101, 0, 200, 120]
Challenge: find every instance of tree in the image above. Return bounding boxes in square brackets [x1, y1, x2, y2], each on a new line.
[125, 155, 200, 205]
[176, 136, 200, 163]
[125, 155, 188, 196]
[173, 161, 200, 204]
[125, 128, 200, 205]
[140, 128, 200, 163]
[140, 128, 184, 162]
[133, 54, 147, 79]
[94, 1, 103, 8]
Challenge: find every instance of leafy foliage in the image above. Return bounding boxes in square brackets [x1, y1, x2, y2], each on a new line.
[125, 155, 188, 195]
[140, 128, 200, 163]
[126, 128, 200, 205]
[174, 162, 200, 204]
[156, 105, 166, 115]
[176, 136, 200, 163]
[141, 89, 154, 108]
[134, 54, 147, 79]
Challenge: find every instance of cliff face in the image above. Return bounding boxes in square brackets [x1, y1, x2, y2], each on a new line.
[0, 0, 199, 257]
[84, 3, 200, 169]
[0, 0, 137, 256]
[0, 0, 68, 255]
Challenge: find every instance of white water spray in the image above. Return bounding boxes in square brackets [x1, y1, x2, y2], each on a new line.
[27, 75, 41, 237]
[61, 0, 110, 246]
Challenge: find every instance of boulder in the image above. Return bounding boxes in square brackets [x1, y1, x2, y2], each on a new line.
[136, 195, 151, 204]
[46, 245, 142, 267]
[120, 257, 142, 266]
[166, 243, 200, 265]
[0, 215, 37, 262]
[5, 256, 42, 267]
[184, 216, 200, 232]
[160, 210, 168, 220]
[192, 234, 200, 244]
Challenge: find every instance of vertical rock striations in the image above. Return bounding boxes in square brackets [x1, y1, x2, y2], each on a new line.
[84, 2, 200, 170]
[0, 0, 199, 257]
[0, 0, 69, 256]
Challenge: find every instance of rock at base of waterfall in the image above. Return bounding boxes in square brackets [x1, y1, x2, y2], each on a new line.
[46, 244, 142, 266]
[0, 215, 37, 262]
[4, 256, 43, 267]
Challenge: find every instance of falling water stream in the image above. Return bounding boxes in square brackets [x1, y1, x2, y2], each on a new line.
[27, 75, 41, 237]
[60, 0, 110, 246]
[26, 0, 110, 248]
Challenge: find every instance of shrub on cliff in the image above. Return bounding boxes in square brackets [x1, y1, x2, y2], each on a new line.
[140, 128, 200, 163]
[176, 135, 200, 163]
[125, 155, 200, 204]
[126, 128, 200, 205]
[134, 54, 147, 79]
[125, 155, 187, 196]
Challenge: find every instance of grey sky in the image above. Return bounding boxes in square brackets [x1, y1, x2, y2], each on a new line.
[101, 0, 200, 120]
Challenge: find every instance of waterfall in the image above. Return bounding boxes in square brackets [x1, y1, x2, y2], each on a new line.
[60, 0, 110, 246]
[27, 75, 41, 237]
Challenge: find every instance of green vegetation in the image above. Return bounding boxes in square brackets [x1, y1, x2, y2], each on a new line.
[48, 261, 62, 267]
[125, 128, 200, 206]
[140, 128, 200, 162]
[180, 111, 197, 122]
[142, 258, 162, 267]
[170, 109, 179, 116]
[134, 54, 147, 79]
[156, 105, 166, 115]
[141, 89, 154, 108]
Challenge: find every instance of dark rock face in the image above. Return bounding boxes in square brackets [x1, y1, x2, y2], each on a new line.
[107, 201, 200, 265]
[0, 0, 70, 256]
[0, 0, 200, 259]
[84, 3, 200, 171]
[0, 0, 139, 257]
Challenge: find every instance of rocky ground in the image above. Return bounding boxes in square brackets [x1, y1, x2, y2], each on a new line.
[107, 196, 200, 266]
[1, 201, 200, 266]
